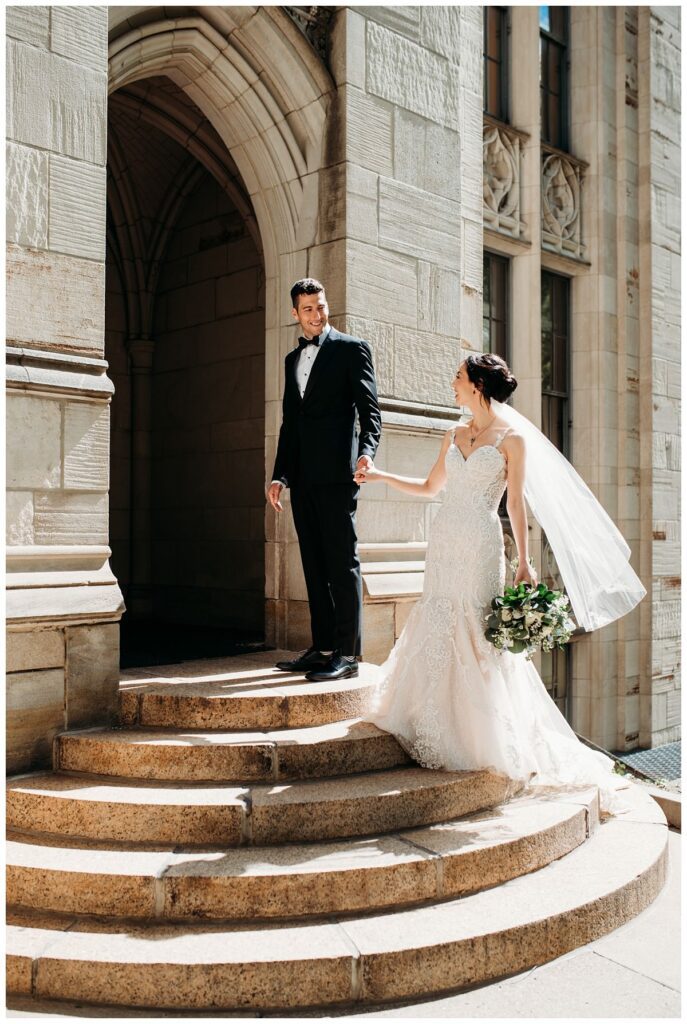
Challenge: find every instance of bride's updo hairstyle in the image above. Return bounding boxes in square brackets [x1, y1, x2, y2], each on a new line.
[465, 353, 518, 403]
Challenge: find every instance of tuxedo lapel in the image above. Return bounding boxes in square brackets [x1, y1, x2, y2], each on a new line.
[288, 349, 300, 396]
[282, 350, 298, 401]
[301, 328, 338, 404]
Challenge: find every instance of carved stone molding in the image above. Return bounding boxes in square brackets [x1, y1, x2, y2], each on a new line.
[283, 6, 334, 66]
[541, 146, 587, 262]
[483, 119, 527, 241]
[6, 346, 114, 402]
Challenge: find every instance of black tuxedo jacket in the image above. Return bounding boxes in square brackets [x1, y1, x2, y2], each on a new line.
[272, 326, 382, 487]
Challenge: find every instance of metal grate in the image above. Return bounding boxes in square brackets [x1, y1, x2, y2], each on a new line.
[612, 742, 681, 783]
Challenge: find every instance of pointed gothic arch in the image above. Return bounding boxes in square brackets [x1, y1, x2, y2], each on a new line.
[106, 6, 335, 646]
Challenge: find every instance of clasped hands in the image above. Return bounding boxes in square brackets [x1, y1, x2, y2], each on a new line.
[354, 455, 379, 485]
[267, 456, 379, 513]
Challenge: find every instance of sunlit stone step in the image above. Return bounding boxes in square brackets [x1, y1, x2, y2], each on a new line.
[6, 767, 513, 847]
[6, 785, 668, 1012]
[118, 652, 379, 731]
[6, 791, 596, 920]
[57, 719, 410, 782]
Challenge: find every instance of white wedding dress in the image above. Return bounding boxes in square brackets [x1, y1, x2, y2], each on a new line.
[364, 430, 629, 816]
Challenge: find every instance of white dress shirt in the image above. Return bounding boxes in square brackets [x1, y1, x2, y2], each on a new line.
[295, 322, 330, 397]
[271, 323, 331, 487]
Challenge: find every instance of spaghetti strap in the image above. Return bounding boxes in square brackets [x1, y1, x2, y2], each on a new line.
[494, 428, 512, 450]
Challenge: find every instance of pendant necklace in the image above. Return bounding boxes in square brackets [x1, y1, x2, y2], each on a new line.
[469, 416, 495, 446]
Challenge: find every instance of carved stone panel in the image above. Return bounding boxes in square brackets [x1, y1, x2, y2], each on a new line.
[483, 121, 526, 241]
[541, 149, 587, 262]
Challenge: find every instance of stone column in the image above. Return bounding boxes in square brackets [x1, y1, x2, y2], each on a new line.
[565, 6, 622, 746]
[637, 6, 681, 746]
[126, 338, 156, 618]
[509, 6, 544, 428]
[6, 7, 122, 772]
[323, 6, 484, 662]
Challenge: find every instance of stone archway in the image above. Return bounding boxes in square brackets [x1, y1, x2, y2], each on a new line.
[106, 6, 334, 652]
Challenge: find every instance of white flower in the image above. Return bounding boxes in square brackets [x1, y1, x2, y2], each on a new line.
[501, 608, 513, 622]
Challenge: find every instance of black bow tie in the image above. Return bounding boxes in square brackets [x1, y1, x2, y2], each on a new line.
[298, 335, 321, 349]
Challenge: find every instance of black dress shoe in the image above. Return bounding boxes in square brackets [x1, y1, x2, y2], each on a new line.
[275, 647, 329, 672]
[305, 652, 359, 681]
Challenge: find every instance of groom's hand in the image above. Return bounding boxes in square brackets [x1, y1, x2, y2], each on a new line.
[354, 455, 374, 484]
[267, 482, 284, 512]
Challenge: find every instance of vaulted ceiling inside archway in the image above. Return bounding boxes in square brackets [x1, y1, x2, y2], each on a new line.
[108, 75, 252, 244]
[109, 80, 191, 245]
[107, 74, 259, 334]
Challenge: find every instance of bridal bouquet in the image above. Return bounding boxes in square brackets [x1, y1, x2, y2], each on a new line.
[484, 567, 576, 660]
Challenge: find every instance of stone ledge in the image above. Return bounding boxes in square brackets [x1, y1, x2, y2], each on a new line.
[359, 542, 428, 561]
[7, 581, 125, 625]
[363, 572, 423, 601]
[6, 346, 114, 400]
[7, 545, 112, 572]
[7, 544, 122, 624]
[641, 784, 681, 831]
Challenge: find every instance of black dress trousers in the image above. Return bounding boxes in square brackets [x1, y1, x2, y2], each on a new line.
[290, 483, 362, 657]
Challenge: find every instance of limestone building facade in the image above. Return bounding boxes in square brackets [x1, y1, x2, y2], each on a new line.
[6, 5, 680, 773]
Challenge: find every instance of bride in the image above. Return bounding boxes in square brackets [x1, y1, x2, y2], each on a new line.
[355, 353, 646, 815]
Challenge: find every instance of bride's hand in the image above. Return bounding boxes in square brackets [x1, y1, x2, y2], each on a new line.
[354, 467, 383, 484]
[514, 562, 538, 588]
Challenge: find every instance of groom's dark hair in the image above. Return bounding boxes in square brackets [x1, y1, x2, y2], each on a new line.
[291, 277, 325, 309]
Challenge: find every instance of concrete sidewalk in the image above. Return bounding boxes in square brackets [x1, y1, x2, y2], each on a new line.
[6, 830, 681, 1020]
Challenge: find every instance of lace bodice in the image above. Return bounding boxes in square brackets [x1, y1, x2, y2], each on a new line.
[424, 436, 508, 610]
[444, 437, 508, 513]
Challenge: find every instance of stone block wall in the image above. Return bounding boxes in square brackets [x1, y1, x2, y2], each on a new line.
[642, 6, 681, 744]
[6, 6, 121, 773]
[565, 6, 645, 747]
[323, 6, 482, 655]
[330, 6, 481, 378]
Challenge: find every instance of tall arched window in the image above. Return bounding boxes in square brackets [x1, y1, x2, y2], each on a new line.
[541, 270, 570, 455]
[484, 7, 509, 122]
[539, 6, 569, 151]
[483, 251, 509, 363]
[541, 268, 572, 720]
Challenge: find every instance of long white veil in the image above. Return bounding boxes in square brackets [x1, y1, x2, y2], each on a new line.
[491, 400, 647, 632]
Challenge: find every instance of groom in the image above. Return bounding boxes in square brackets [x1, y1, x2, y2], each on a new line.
[267, 278, 382, 680]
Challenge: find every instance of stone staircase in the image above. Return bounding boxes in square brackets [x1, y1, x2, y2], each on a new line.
[6, 651, 669, 1014]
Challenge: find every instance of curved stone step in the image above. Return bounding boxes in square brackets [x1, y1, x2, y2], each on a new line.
[6, 791, 596, 920]
[6, 785, 668, 1012]
[6, 767, 513, 847]
[56, 719, 410, 783]
[119, 655, 378, 730]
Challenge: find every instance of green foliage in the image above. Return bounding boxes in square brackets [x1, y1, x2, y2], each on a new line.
[483, 580, 576, 660]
